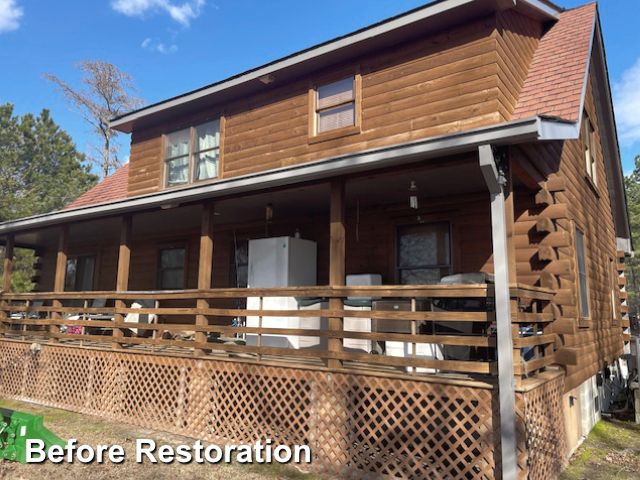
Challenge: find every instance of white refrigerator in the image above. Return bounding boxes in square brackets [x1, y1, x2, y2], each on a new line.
[246, 237, 319, 349]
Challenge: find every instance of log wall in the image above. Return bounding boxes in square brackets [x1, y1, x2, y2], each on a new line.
[511, 66, 625, 391]
[126, 13, 544, 197]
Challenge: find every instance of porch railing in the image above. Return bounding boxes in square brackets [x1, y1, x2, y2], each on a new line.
[0, 284, 556, 379]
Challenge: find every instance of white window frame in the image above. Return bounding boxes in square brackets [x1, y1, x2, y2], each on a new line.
[309, 74, 361, 141]
[164, 119, 220, 188]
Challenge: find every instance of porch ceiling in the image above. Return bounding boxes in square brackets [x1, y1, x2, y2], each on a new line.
[9, 157, 492, 250]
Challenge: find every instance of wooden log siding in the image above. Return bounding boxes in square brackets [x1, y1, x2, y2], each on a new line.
[0, 284, 556, 379]
[125, 13, 546, 197]
[510, 67, 625, 392]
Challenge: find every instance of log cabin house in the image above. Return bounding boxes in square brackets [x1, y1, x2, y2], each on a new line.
[0, 1, 632, 479]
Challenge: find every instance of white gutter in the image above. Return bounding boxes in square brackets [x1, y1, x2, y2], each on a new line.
[0, 117, 558, 236]
[517, 0, 563, 19]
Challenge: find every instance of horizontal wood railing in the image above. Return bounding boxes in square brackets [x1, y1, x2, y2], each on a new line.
[0, 284, 556, 379]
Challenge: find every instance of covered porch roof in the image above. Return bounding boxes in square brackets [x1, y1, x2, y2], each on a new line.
[0, 115, 575, 243]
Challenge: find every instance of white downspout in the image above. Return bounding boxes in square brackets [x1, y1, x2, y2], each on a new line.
[479, 144, 518, 480]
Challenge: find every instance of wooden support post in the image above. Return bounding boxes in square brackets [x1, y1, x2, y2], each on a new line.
[2, 235, 13, 293]
[0, 234, 14, 337]
[51, 226, 69, 343]
[504, 162, 517, 284]
[113, 216, 132, 350]
[479, 145, 518, 480]
[195, 203, 215, 356]
[328, 180, 346, 370]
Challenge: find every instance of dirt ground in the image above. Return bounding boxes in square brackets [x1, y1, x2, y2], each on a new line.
[0, 398, 331, 480]
[559, 417, 640, 480]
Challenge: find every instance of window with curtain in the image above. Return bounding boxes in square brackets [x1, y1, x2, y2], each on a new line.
[583, 112, 597, 185]
[315, 77, 356, 134]
[576, 228, 590, 319]
[164, 119, 220, 187]
[396, 222, 452, 285]
[158, 248, 186, 290]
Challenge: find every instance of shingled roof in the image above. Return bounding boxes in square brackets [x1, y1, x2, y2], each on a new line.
[65, 164, 130, 210]
[65, 3, 598, 210]
[512, 3, 596, 122]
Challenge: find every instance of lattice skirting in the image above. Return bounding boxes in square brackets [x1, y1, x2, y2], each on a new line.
[0, 342, 565, 480]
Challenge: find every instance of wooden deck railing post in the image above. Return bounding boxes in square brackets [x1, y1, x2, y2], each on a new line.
[0, 234, 14, 337]
[195, 202, 215, 356]
[113, 216, 132, 350]
[51, 226, 69, 343]
[328, 180, 346, 369]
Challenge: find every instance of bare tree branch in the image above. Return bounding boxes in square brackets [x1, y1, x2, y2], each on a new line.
[43, 60, 144, 178]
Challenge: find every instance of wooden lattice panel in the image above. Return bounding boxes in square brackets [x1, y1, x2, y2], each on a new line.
[520, 375, 567, 480]
[0, 342, 566, 480]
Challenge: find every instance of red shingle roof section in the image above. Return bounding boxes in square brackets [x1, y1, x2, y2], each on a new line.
[65, 164, 130, 210]
[512, 3, 596, 122]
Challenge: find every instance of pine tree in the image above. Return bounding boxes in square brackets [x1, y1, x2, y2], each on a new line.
[0, 103, 98, 291]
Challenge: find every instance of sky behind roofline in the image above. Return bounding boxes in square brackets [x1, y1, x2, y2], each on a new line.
[1, 0, 639, 175]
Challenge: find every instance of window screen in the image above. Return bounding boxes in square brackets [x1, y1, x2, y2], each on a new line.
[158, 248, 186, 290]
[316, 78, 355, 133]
[576, 229, 589, 318]
[396, 222, 452, 285]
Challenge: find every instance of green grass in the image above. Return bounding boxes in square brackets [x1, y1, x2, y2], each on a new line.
[559, 418, 640, 480]
[0, 398, 331, 480]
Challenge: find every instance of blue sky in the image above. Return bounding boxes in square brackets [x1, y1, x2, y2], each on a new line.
[1, 0, 640, 176]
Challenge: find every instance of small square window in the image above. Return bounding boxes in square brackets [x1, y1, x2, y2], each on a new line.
[313, 77, 358, 135]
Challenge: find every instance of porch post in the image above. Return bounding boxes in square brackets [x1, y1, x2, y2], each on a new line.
[52, 225, 69, 343]
[479, 145, 518, 480]
[195, 202, 215, 356]
[113, 215, 132, 349]
[0, 234, 15, 337]
[328, 180, 346, 369]
[2, 235, 14, 293]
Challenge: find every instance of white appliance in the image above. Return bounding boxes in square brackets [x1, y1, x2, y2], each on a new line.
[246, 237, 318, 349]
[344, 274, 383, 354]
[385, 341, 442, 374]
[346, 273, 382, 301]
[344, 303, 383, 354]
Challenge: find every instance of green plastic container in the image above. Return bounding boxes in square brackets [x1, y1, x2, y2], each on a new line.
[0, 408, 65, 464]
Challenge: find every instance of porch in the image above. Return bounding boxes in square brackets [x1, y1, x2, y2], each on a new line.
[0, 151, 558, 382]
[0, 149, 566, 479]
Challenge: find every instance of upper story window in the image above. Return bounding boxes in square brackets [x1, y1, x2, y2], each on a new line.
[311, 76, 361, 140]
[164, 119, 220, 188]
[582, 112, 597, 185]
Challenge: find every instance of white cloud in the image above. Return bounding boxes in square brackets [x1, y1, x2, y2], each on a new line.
[141, 37, 178, 54]
[0, 0, 23, 33]
[111, 0, 205, 27]
[614, 56, 640, 146]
